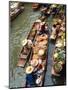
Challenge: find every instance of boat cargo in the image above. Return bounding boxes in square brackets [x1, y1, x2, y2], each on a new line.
[25, 20, 49, 87]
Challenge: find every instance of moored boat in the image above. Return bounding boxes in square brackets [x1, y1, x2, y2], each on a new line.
[51, 17, 66, 76]
[25, 20, 49, 87]
[32, 3, 40, 11]
[17, 21, 39, 68]
[10, 8, 24, 21]
[10, 2, 25, 21]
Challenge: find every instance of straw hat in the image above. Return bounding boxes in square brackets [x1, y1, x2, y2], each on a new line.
[57, 19, 62, 24]
[35, 19, 41, 23]
[50, 34, 56, 40]
[32, 54, 39, 59]
[36, 76, 42, 85]
[40, 22, 45, 26]
[27, 39, 33, 46]
[30, 59, 38, 67]
[55, 40, 63, 47]
[26, 66, 34, 74]
[53, 53, 58, 59]
[56, 43, 63, 48]
[22, 39, 27, 46]
[38, 49, 45, 56]
[51, 4, 57, 8]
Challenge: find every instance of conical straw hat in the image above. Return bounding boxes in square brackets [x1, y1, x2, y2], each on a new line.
[26, 66, 34, 74]
[22, 39, 27, 46]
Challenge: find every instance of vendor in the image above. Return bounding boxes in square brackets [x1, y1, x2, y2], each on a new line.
[32, 19, 41, 31]
[38, 22, 48, 35]
[50, 24, 57, 40]
[22, 38, 33, 49]
[26, 66, 36, 87]
[56, 23, 61, 36]
[40, 6, 50, 17]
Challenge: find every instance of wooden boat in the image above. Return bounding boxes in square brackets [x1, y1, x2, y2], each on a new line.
[10, 7, 24, 21]
[52, 48, 65, 76]
[32, 3, 40, 11]
[51, 19, 66, 76]
[17, 22, 37, 68]
[25, 21, 49, 87]
[40, 6, 52, 18]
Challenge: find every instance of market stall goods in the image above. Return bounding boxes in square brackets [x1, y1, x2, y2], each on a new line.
[25, 20, 49, 87]
[51, 17, 66, 76]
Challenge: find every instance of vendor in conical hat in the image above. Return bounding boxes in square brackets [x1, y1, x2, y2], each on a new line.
[40, 21, 45, 26]
[21, 38, 33, 48]
[57, 19, 62, 24]
[35, 19, 41, 23]
[50, 4, 57, 8]
[27, 39, 33, 47]
[26, 66, 34, 74]
[21, 39, 28, 47]
[38, 21, 48, 35]
[50, 4, 58, 15]
[32, 19, 41, 31]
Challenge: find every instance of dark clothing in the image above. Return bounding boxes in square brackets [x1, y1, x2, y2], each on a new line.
[39, 25, 48, 35]
[26, 73, 37, 87]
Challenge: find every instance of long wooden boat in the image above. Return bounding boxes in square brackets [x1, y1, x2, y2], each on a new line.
[25, 21, 49, 87]
[10, 7, 24, 21]
[51, 18, 66, 77]
[52, 39, 66, 76]
[40, 6, 52, 18]
[17, 22, 37, 68]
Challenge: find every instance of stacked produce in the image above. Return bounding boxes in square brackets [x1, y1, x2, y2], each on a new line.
[51, 16, 66, 76]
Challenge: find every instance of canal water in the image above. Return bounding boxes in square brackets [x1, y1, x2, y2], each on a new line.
[9, 3, 65, 88]
[9, 4, 41, 88]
